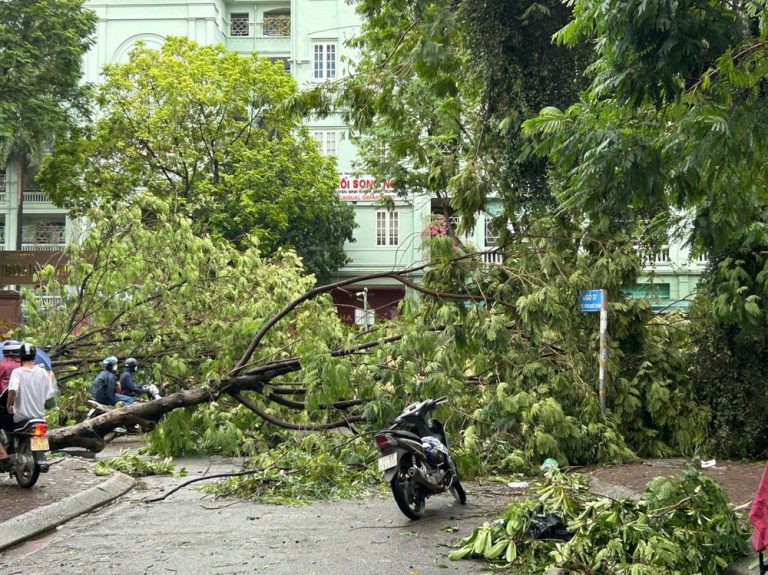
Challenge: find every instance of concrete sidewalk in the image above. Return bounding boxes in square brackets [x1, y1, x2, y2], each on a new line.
[0, 453, 135, 552]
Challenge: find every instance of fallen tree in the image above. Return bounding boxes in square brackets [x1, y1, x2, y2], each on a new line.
[46, 254, 488, 451]
[25, 194, 707, 465]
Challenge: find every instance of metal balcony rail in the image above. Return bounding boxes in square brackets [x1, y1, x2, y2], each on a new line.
[263, 14, 290, 37]
[33, 295, 64, 308]
[21, 243, 66, 251]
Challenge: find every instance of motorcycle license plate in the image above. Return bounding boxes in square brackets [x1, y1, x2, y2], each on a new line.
[378, 452, 398, 472]
[31, 437, 49, 451]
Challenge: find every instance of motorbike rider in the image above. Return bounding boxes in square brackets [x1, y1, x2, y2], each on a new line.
[7, 343, 53, 424]
[119, 358, 152, 399]
[92, 356, 134, 406]
[0, 342, 21, 460]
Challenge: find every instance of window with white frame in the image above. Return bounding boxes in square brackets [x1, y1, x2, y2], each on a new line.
[376, 210, 399, 246]
[313, 43, 337, 80]
[484, 214, 499, 247]
[230, 13, 249, 37]
[311, 130, 337, 156]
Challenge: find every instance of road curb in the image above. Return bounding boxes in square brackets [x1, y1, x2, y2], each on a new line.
[0, 471, 135, 552]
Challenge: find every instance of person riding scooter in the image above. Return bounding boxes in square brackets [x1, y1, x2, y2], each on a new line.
[7, 343, 53, 424]
[92, 356, 134, 406]
[119, 358, 153, 399]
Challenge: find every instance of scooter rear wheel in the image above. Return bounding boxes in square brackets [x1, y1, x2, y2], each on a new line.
[14, 441, 40, 488]
[390, 454, 426, 520]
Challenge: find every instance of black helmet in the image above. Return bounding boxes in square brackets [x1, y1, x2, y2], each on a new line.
[19, 343, 36, 362]
[103, 356, 118, 371]
[125, 357, 138, 370]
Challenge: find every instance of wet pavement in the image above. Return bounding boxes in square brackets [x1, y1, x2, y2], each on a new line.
[0, 439, 764, 574]
[0, 455, 511, 575]
[0, 456, 102, 523]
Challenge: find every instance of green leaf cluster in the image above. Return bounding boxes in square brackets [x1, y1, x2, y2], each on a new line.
[0, 0, 96, 165]
[202, 434, 379, 504]
[451, 468, 748, 573]
[94, 449, 184, 478]
[331, 0, 706, 468]
[18, 193, 345, 413]
[521, 0, 768, 458]
[147, 403, 270, 458]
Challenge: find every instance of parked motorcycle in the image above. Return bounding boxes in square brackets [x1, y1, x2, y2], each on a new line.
[374, 396, 466, 520]
[0, 419, 50, 488]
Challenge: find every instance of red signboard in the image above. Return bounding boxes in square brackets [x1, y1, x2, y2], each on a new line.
[337, 175, 395, 202]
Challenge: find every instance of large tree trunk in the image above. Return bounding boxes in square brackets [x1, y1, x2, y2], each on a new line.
[49, 388, 218, 452]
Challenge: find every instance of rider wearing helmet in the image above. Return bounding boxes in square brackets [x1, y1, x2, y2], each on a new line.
[92, 356, 134, 406]
[7, 343, 53, 424]
[119, 358, 151, 399]
[0, 342, 21, 424]
[0, 341, 21, 398]
[0, 342, 22, 458]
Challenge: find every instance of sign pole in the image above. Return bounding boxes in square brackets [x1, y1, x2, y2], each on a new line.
[598, 289, 608, 417]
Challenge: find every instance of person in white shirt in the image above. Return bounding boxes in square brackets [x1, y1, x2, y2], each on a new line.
[7, 343, 52, 424]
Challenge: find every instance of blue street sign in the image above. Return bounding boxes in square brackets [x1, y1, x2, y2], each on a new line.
[579, 290, 604, 312]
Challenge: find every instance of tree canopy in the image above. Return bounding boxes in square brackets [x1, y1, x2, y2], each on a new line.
[39, 37, 355, 283]
[519, 1, 768, 455]
[339, 0, 591, 227]
[0, 0, 96, 165]
[28, 0, 768, 463]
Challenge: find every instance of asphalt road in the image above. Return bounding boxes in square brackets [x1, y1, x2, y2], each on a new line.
[0, 457, 512, 575]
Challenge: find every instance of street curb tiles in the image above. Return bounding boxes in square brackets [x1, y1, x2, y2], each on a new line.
[0, 472, 135, 552]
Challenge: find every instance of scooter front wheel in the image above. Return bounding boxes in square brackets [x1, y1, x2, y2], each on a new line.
[390, 454, 426, 520]
[449, 478, 467, 504]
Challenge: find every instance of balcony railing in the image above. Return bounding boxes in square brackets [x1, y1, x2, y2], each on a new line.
[34, 295, 65, 308]
[689, 253, 709, 267]
[482, 252, 503, 265]
[21, 243, 66, 251]
[23, 189, 49, 203]
[636, 245, 670, 266]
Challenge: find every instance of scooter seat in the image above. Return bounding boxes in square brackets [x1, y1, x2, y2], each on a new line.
[385, 429, 424, 442]
[13, 418, 45, 433]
